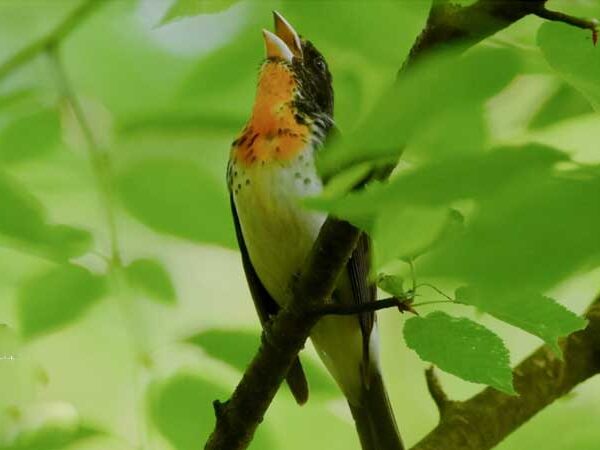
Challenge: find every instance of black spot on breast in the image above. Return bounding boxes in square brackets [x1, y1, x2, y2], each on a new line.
[247, 133, 259, 149]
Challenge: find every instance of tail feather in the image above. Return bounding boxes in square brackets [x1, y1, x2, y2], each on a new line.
[349, 369, 404, 450]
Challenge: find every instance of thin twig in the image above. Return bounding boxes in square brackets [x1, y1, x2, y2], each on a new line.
[0, 0, 104, 81]
[534, 7, 598, 32]
[313, 296, 415, 317]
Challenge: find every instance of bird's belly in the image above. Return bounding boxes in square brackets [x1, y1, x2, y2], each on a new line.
[232, 156, 326, 305]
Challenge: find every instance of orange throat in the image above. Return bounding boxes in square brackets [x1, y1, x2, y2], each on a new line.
[232, 63, 310, 167]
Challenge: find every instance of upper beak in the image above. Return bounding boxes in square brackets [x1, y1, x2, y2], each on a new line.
[273, 11, 303, 58]
[263, 11, 303, 62]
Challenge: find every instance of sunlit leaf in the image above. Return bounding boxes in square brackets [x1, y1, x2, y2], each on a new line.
[0, 109, 61, 163]
[318, 48, 520, 175]
[538, 22, 600, 110]
[161, 0, 241, 24]
[117, 158, 235, 248]
[125, 258, 176, 305]
[18, 265, 108, 339]
[149, 372, 274, 450]
[529, 83, 594, 130]
[456, 286, 587, 355]
[186, 329, 338, 398]
[0, 170, 92, 259]
[404, 311, 515, 394]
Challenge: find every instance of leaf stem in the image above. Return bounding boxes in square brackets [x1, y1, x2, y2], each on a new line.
[46, 48, 121, 267]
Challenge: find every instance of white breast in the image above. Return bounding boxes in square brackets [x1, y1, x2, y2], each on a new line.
[231, 148, 326, 305]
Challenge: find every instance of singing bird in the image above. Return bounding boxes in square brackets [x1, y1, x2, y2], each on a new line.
[228, 12, 403, 450]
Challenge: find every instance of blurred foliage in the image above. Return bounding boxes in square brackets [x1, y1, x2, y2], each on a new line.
[0, 1, 599, 449]
[148, 371, 273, 450]
[17, 265, 107, 340]
[124, 258, 176, 305]
[538, 23, 600, 110]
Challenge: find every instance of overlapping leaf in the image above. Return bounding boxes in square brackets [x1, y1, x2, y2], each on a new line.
[538, 23, 600, 110]
[0, 170, 92, 260]
[317, 48, 521, 175]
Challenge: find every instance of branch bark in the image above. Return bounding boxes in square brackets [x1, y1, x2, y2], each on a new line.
[205, 1, 599, 449]
[412, 297, 600, 450]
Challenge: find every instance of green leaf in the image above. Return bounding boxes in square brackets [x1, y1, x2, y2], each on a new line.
[149, 372, 274, 450]
[373, 205, 448, 267]
[456, 287, 587, 355]
[1, 425, 100, 450]
[0, 170, 92, 259]
[404, 311, 515, 394]
[117, 158, 235, 248]
[18, 265, 108, 340]
[0, 109, 61, 163]
[318, 48, 520, 175]
[538, 22, 600, 110]
[377, 274, 405, 298]
[314, 144, 567, 217]
[186, 329, 338, 398]
[529, 83, 594, 130]
[423, 167, 600, 290]
[125, 258, 176, 305]
[161, 0, 241, 24]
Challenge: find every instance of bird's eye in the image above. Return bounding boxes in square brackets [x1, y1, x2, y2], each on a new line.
[314, 58, 326, 71]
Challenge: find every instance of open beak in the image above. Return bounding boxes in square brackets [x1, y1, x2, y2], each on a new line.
[263, 11, 303, 62]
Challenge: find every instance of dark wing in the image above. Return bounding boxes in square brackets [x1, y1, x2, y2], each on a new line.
[230, 195, 309, 405]
[347, 233, 377, 368]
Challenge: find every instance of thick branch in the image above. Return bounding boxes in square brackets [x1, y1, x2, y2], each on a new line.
[205, 1, 599, 449]
[424, 366, 453, 416]
[411, 297, 600, 450]
[403, 0, 597, 70]
[0, 0, 103, 81]
[204, 219, 361, 449]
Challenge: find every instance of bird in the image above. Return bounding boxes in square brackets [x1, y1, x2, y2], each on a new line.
[227, 11, 404, 450]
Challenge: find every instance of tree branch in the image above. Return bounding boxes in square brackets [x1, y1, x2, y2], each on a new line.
[0, 0, 103, 81]
[411, 297, 600, 450]
[312, 296, 415, 317]
[403, 0, 597, 71]
[424, 366, 453, 417]
[205, 1, 599, 449]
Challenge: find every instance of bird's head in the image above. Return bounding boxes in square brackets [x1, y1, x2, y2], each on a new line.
[232, 12, 333, 167]
[261, 11, 334, 119]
